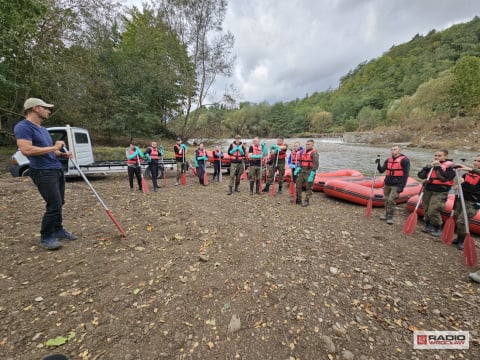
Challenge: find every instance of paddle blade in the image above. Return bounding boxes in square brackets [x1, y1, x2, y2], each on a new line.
[141, 177, 149, 194]
[181, 172, 187, 185]
[289, 180, 295, 196]
[241, 170, 247, 180]
[203, 170, 208, 186]
[402, 212, 418, 235]
[163, 172, 167, 187]
[106, 209, 126, 237]
[191, 167, 198, 177]
[366, 199, 373, 219]
[440, 216, 455, 245]
[463, 234, 478, 267]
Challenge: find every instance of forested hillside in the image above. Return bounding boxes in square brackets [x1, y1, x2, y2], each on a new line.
[1, 0, 479, 145]
[187, 16, 480, 142]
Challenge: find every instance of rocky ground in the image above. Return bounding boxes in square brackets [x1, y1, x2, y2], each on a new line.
[0, 170, 479, 360]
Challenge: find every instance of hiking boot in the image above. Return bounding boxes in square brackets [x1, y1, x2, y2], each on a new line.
[430, 227, 442, 237]
[175, 181, 179, 186]
[379, 214, 387, 220]
[302, 199, 310, 207]
[227, 186, 233, 195]
[40, 235, 62, 250]
[469, 270, 480, 283]
[262, 184, 270, 193]
[54, 229, 77, 241]
[386, 217, 394, 225]
[422, 224, 433, 233]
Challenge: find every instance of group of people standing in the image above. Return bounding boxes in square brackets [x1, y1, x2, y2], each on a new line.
[375, 145, 480, 283]
[12, 98, 480, 283]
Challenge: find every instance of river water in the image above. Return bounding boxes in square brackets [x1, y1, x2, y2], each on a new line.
[217, 138, 479, 177]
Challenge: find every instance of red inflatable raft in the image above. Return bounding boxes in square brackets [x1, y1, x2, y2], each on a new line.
[406, 193, 480, 235]
[284, 168, 364, 192]
[323, 176, 422, 207]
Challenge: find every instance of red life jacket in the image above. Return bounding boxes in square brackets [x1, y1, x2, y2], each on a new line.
[174, 144, 183, 160]
[213, 150, 221, 159]
[230, 142, 245, 161]
[386, 155, 406, 177]
[300, 149, 316, 169]
[249, 144, 263, 158]
[429, 161, 455, 186]
[196, 149, 206, 159]
[278, 143, 287, 160]
[291, 148, 302, 165]
[127, 149, 139, 165]
[462, 172, 480, 194]
[150, 148, 159, 160]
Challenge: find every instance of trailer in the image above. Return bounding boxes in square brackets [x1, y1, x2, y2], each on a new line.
[9, 125, 176, 178]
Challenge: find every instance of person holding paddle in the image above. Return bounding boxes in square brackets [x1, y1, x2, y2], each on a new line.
[376, 145, 410, 224]
[227, 135, 247, 195]
[126, 141, 145, 193]
[262, 136, 288, 194]
[417, 149, 456, 236]
[288, 142, 304, 184]
[293, 139, 319, 206]
[174, 137, 187, 186]
[194, 143, 209, 186]
[450, 156, 480, 250]
[144, 141, 164, 192]
[14, 98, 77, 250]
[212, 145, 223, 182]
[247, 137, 267, 195]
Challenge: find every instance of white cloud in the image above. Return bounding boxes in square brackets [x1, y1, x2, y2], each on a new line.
[123, 0, 480, 104]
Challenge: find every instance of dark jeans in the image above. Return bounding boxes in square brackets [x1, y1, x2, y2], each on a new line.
[149, 160, 159, 188]
[30, 168, 65, 237]
[213, 160, 221, 178]
[128, 165, 142, 189]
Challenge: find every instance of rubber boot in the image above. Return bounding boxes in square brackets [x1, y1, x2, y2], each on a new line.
[278, 183, 283, 194]
[454, 234, 465, 250]
[262, 183, 270, 193]
[255, 180, 262, 195]
[227, 186, 233, 195]
[292, 197, 302, 205]
[249, 181, 254, 195]
[422, 221, 433, 233]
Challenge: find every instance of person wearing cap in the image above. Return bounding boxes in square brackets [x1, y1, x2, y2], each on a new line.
[13, 98, 77, 250]
[126, 141, 144, 192]
[174, 137, 187, 185]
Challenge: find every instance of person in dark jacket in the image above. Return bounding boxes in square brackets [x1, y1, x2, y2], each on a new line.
[376, 145, 410, 224]
[418, 149, 456, 236]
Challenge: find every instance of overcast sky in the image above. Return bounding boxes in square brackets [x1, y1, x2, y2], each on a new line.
[126, 0, 480, 104]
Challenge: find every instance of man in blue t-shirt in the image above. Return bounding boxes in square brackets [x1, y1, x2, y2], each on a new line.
[14, 98, 77, 250]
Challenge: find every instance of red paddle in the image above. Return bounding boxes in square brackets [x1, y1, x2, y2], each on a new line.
[366, 155, 380, 219]
[289, 176, 295, 196]
[180, 152, 187, 185]
[203, 164, 208, 186]
[441, 202, 456, 245]
[137, 156, 149, 194]
[270, 154, 279, 197]
[402, 167, 434, 235]
[456, 169, 478, 267]
[240, 161, 248, 180]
